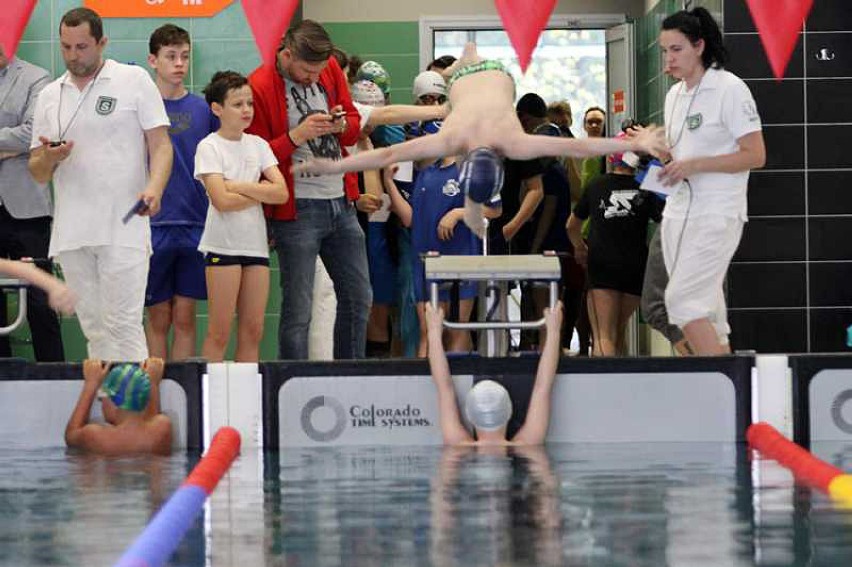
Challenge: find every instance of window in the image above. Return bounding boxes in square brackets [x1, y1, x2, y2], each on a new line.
[421, 15, 624, 137]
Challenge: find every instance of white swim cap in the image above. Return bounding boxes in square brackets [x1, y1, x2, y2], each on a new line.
[412, 70, 447, 99]
[464, 380, 512, 431]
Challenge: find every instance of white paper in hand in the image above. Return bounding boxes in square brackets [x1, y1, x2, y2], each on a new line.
[393, 161, 414, 183]
[640, 164, 680, 198]
[368, 194, 392, 223]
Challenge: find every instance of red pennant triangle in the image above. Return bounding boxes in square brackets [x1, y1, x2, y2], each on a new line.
[0, 0, 36, 59]
[745, 0, 813, 79]
[495, 0, 556, 73]
[242, 0, 301, 67]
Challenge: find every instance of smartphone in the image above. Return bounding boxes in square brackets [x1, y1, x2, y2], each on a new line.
[122, 199, 150, 224]
[49, 141, 66, 147]
[331, 112, 346, 121]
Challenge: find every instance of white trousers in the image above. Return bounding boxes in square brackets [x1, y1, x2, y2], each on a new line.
[57, 246, 149, 361]
[308, 258, 336, 360]
[661, 215, 743, 344]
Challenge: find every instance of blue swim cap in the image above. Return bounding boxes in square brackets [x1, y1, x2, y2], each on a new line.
[459, 147, 504, 204]
[100, 363, 151, 412]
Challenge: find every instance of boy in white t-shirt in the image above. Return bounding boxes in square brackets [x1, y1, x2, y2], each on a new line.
[194, 71, 288, 362]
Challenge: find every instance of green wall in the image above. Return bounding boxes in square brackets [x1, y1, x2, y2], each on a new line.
[8, 2, 419, 361]
[324, 22, 420, 103]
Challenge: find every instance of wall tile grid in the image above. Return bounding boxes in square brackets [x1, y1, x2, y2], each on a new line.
[637, 0, 852, 353]
[9, 1, 419, 361]
[724, 0, 852, 353]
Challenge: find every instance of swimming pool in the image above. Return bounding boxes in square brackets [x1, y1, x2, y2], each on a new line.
[1, 442, 851, 566]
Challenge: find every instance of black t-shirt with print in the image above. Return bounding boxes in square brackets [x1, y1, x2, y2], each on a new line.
[573, 173, 663, 270]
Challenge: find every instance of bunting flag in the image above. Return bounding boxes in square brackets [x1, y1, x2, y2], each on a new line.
[745, 0, 814, 79]
[494, 0, 556, 73]
[0, 0, 36, 59]
[242, 0, 301, 67]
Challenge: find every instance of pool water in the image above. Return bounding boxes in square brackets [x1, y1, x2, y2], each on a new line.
[1, 443, 851, 566]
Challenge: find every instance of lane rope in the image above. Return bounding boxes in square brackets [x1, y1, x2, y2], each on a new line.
[114, 426, 241, 567]
[747, 422, 852, 506]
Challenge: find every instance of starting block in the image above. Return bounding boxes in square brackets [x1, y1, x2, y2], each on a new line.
[424, 253, 561, 355]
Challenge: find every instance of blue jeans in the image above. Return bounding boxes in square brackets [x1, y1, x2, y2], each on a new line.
[268, 197, 371, 360]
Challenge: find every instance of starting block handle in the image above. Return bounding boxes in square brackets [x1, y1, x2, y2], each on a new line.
[0, 280, 28, 336]
[430, 281, 558, 331]
[443, 318, 547, 331]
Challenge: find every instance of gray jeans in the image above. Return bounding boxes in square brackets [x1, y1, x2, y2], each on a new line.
[641, 228, 685, 345]
[268, 197, 372, 360]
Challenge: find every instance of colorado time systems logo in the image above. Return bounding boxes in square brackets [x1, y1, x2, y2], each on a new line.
[300, 395, 432, 442]
[831, 389, 852, 435]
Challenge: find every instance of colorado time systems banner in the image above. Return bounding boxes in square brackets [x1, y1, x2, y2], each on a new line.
[278, 375, 472, 447]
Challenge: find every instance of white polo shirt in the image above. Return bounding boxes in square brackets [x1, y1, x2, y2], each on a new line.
[663, 67, 762, 220]
[30, 59, 170, 257]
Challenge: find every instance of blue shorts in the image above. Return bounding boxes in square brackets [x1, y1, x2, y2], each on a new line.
[367, 222, 398, 305]
[146, 226, 207, 306]
[413, 252, 477, 303]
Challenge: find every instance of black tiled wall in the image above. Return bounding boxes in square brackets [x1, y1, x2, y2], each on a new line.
[724, 0, 852, 353]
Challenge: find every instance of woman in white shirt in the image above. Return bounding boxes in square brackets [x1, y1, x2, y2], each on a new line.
[655, 7, 766, 355]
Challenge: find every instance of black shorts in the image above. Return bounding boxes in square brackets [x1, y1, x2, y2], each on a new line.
[205, 253, 269, 267]
[587, 259, 644, 297]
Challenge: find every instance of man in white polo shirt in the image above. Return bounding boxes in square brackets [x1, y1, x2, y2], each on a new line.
[29, 7, 173, 361]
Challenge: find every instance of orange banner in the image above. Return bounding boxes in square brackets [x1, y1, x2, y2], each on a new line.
[84, 0, 234, 19]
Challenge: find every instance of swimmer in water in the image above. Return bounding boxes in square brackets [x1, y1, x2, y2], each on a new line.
[425, 301, 562, 445]
[65, 358, 172, 455]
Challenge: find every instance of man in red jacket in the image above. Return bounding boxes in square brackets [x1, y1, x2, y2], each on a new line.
[247, 19, 370, 360]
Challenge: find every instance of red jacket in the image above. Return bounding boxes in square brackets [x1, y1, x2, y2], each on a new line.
[247, 57, 361, 220]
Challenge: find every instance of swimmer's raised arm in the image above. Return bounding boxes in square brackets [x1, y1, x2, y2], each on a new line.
[294, 132, 453, 176]
[512, 302, 563, 445]
[425, 304, 474, 445]
[0, 258, 77, 315]
[502, 125, 667, 161]
[65, 360, 110, 449]
[367, 103, 448, 127]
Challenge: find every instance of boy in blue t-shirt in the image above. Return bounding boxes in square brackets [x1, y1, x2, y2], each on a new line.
[144, 24, 218, 360]
[384, 156, 500, 357]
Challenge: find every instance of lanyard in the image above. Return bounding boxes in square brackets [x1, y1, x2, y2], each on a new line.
[56, 61, 106, 141]
[666, 72, 704, 150]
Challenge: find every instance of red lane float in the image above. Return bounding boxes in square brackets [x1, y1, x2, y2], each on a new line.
[747, 421, 852, 506]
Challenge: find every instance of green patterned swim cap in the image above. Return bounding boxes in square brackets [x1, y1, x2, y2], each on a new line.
[100, 363, 151, 412]
[356, 61, 390, 95]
